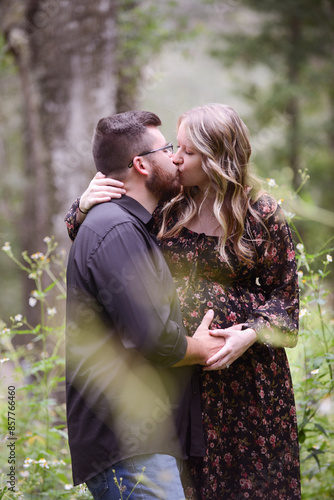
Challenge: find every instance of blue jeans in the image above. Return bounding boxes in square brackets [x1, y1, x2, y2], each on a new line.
[86, 453, 185, 500]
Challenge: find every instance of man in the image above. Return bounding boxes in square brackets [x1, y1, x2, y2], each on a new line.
[66, 111, 225, 499]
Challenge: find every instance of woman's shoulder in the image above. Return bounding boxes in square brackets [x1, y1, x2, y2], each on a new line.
[250, 192, 278, 220]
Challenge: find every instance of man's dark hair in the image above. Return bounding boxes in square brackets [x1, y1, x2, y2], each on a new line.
[92, 110, 162, 177]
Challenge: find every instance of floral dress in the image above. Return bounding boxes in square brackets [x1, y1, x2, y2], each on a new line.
[65, 195, 301, 500]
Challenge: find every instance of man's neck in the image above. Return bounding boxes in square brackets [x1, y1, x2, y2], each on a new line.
[125, 188, 158, 214]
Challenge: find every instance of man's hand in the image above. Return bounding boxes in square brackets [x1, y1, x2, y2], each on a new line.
[192, 310, 227, 363]
[173, 310, 226, 367]
[78, 172, 126, 222]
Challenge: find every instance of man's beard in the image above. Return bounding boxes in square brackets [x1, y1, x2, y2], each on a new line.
[146, 160, 181, 202]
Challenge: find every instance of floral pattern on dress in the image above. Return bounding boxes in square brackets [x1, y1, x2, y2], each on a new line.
[155, 195, 301, 500]
[64, 198, 81, 241]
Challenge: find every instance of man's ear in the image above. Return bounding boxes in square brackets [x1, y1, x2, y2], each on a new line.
[132, 156, 149, 177]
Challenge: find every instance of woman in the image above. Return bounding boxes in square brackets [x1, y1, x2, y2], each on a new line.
[65, 104, 301, 499]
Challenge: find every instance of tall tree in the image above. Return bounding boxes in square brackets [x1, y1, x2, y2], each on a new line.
[209, 0, 334, 200]
[0, 0, 119, 255]
[0, 0, 185, 319]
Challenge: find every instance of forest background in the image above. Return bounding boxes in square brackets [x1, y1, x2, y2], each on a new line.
[0, 0, 333, 498]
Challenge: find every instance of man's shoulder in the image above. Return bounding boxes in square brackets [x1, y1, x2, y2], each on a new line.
[89, 201, 130, 221]
[83, 201, 135, 237]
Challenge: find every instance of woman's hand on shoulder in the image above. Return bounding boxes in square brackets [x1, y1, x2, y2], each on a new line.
[78, 172, 126, 220]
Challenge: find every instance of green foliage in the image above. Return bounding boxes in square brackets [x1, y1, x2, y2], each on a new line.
[0, 237, 145, 499]
[1, 178, 334, 498]
[291, 233, 334, 499]
[0, 238, 91, 499]
[0, 34, 16, 74]
[112, 466, 146, 500]
[266, 176, 334, 498]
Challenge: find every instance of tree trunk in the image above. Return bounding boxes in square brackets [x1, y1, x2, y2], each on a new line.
[0, 0, 119, 320]
[1, 0, 118, 248]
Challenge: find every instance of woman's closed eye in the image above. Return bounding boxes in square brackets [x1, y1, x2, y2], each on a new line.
[177, 145, 194, 155]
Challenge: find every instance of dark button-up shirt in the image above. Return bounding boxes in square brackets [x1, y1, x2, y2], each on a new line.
[66, 196, 204, 486]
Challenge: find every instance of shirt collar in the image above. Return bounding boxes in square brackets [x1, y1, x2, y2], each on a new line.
[110, 196, 153, 225]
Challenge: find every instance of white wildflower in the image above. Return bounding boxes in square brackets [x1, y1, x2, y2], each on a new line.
[51, 459, 59, 465]
[31, 252, 45, 260]
[311, 369, 319, 375]
[1, 328, 11, 335]
[296, 243, 304, 252]
[23, 458, 34, 468]
[29, 297, 37, 308]
[299, 308, 310, 318]
[0, 358, 9, 364]
[50, 458, 66, 466]
[64, 484, 73, 490]
[297, 270, 303, 278]
[47, 307, 57, 317]
[2, 242, 11, 252]
[14, 314, 23, 322]
[267, 178, 276, 188]
[43, 236, 51, 243]
[326, 254, 332, 263]
[38, 458, 49, 469]
[282, 210, 295, 220]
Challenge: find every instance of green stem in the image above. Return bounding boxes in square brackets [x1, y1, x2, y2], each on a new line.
[294, 177, 309, 197]
[290, 221, 310, 272]
[315, 261, 334, 389]
[316, 302, 334, 390]
[6, 253, 31, 273]
[36, 275, 51, 462]
[126, 468, 146, 499]
[45, 268, 66, 296]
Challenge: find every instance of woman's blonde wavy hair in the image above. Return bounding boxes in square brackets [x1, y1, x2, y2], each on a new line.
[158, 103, 267, 266]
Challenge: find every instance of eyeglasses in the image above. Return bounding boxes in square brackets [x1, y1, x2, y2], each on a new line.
[128, 142, 174, 168]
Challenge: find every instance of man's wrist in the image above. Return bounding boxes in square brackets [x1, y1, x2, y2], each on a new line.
[173, 337, 205, 367]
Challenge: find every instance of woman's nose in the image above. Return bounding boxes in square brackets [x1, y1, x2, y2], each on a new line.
[173, 152, 182, 164]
